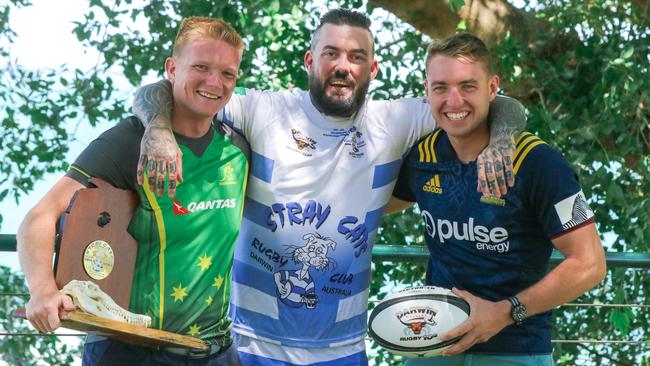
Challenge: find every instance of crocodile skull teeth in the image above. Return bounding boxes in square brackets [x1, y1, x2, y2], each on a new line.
[60, 280, 152, 328]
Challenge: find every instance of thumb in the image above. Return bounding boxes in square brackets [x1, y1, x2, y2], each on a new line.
[451, 287, 470, 298]
[61, 294, 76, 312]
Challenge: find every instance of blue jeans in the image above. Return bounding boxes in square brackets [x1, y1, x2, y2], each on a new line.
[404, 354, 554, 366]
[82, 339, 242, 366]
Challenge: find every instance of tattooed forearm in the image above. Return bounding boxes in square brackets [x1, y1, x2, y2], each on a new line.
[132, 79, 174, 129]
[488, 95, 527, 140]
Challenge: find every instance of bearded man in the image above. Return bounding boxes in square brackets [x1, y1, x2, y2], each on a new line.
[130, 9, 527, 366]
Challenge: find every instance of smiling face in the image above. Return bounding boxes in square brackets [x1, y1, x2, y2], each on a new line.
[304, 24, 378, 118]
[425, 54, 498, 144]
[165, 36, 242, 127]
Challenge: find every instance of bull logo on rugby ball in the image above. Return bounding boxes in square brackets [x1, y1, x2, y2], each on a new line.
[396, 307, 437, 335]
[369, 286, 470, 358]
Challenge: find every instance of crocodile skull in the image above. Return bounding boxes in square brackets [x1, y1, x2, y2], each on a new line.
[60, 280, 151, 327]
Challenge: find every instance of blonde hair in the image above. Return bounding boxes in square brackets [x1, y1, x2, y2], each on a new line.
[172, 17, 243, 56]
[425, 33, 493, 75]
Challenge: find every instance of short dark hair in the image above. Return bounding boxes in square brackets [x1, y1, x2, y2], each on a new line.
[310, 9, 374, 52]
[425, 33, 493, 74]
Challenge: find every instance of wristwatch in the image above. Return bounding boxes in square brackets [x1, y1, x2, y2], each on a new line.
[507, 296, 527, 325]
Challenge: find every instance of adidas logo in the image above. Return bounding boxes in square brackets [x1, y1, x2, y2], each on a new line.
[422, 175, 442, 194]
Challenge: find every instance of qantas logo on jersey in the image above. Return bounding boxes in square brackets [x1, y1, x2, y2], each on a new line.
[422, 175, 442, 194]
[172, 198, 190, 215]
[186, 198, 237, 213]
[421, 210, 510, 253]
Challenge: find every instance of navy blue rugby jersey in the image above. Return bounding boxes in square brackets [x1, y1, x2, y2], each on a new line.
[393, 130, 595, 354]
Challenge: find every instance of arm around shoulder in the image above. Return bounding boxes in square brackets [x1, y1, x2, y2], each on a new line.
[132, 79, 173, 128]
[132, 79, 181, 196]
[489, 95, 526, 138]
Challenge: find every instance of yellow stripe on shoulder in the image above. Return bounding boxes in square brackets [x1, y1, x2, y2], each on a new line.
[513, 132, 547, 174]
[418, 134, 431, 163]
[515, 132, 535, 147]
[417, 129, 443, 163]
[429, 129, 442, 163]
[69, 165, 92, 179]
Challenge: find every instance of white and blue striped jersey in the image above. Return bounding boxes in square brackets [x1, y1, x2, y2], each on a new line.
[216, 88, 435, 349]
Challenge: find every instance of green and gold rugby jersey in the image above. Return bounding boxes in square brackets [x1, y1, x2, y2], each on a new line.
[67, 116, 249, 340]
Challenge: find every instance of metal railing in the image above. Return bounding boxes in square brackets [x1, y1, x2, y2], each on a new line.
[3, 234, 650, 268]
[2, 234, 649, 346]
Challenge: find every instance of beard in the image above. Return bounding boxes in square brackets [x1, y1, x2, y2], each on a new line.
[308, 70, 370, 118]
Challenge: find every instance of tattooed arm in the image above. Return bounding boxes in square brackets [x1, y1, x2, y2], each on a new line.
[132, 79, 182, 197]
[478, 95, 527, 197]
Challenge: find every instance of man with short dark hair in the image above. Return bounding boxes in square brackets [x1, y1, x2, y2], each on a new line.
[18, 17, 247, 365]
[389, 33, 606, 366]
[132, 10, 527, 366]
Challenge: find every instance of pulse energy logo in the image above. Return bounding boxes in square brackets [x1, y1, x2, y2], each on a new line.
[421, 210, 510, 253]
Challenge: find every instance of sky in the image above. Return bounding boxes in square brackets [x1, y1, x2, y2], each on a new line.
[0, 0, 143, 270]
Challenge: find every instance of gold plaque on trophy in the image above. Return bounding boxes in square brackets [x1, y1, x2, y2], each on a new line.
[82, 240, 115, 280]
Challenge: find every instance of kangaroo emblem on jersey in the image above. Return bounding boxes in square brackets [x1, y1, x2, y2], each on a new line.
[291, 129, 317, 150]
[274, 233, 337, 309]
[219, 162, 236, 185]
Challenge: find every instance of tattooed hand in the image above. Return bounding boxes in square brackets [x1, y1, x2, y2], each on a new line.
[478, 95, 525, 197]
[133, 79, 181, 197]
[476, 137, 515, 197]
[136, 115, 183, 197]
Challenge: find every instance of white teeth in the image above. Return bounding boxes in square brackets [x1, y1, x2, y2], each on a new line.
[198, 91, 220, 100]
[330, 81, 349, 87]
[445, 112, 469, 120]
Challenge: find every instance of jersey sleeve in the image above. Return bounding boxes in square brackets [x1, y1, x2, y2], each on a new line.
[381, 96, 436, 153]
[65, 117, 142, 190]
[520, 144, 595, 239]
[216, 87, 267, 140]
[392, 149, 417, 202]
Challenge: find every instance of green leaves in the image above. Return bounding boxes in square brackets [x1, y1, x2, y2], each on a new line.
[1, 0, 649, 364]
[449, 0, 465, 12]
[0, 266, 83, 365]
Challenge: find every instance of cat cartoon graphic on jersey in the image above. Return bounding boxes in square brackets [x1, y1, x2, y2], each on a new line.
[274, 233, 337, 309]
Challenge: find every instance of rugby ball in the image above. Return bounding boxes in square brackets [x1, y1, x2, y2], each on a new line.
[368, 286, 470, 358]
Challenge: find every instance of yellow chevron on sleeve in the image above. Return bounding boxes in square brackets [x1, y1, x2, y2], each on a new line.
[513, 131, 547, 174]
[417, 129, 443, 163]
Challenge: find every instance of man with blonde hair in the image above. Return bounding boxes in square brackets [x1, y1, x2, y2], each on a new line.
[18, 16, 247, 365]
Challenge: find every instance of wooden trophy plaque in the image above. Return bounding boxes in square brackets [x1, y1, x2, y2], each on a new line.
[54, 178, 138, 309]
[50, 178, 207, 350]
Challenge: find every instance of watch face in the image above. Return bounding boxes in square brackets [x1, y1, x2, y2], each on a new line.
[512, 304, 527, 324]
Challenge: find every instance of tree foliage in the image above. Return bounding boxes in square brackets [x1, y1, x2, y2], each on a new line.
[1, 0, 648, 364]
[0, 266, 82, 365]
